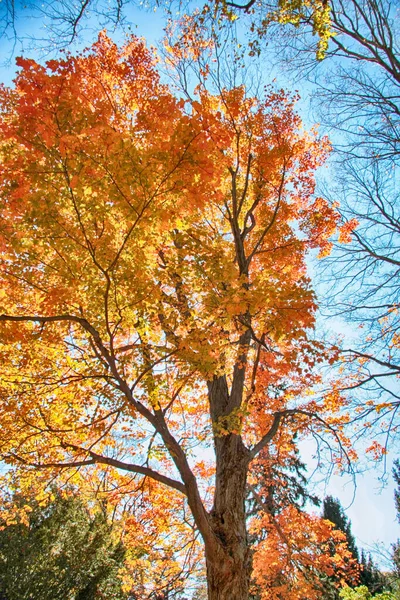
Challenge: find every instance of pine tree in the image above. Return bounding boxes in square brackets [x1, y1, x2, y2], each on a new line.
[323, 497, 388, 597]
[359, 550, 386, 594]
[323, 496, 359, 561]
[0, 494, 127, 600]
[320, 496, 359, 598]
[391, 461, 400, 587]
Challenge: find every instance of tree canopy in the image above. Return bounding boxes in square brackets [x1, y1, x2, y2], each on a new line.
[0, 32, 358, 599]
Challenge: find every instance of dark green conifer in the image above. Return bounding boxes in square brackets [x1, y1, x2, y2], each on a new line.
[323, 496, 359, 561]
[0, 494, 127, 600]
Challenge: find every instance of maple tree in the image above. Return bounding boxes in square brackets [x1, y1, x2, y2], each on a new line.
[249, 449, 358, 599]
[0, 33, 355, 599]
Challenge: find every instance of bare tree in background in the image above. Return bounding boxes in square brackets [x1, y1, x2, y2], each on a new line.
[321, 160, 400, 449]
[266, 0, 400, 446]
[0, 0, 335, 61]
[1, 0, 130, 57]
[317, 1, 400, 436]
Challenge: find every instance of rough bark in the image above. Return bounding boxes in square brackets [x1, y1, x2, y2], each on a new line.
[206, 544, 250, 600]
[206, 376, 252, 600]
[206, 437, 251, 599]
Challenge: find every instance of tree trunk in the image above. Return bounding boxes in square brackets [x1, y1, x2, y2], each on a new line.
[206, 546, 250, 600]
[205, 432, 251, 600]
[205, 376, 252, 600]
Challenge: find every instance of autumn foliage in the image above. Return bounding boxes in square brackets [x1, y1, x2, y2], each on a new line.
[252, 507, 357, 599]
[0, 33, 355, 598]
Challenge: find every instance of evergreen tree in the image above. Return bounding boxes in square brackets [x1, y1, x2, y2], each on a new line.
[391, 461, 400, 590]
[323, 497, 388, 597]
[323, 496, 359, 562]
[321, 497, 359, 599]
[0, 494, 127, 600]
[359, 550, 387, 595]
[248, 448, 321, 599]
[249, 444, 320, 523]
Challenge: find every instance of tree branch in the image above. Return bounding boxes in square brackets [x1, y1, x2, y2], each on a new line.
[10, 447, 187, 495]
[249, 411, 284, 459]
